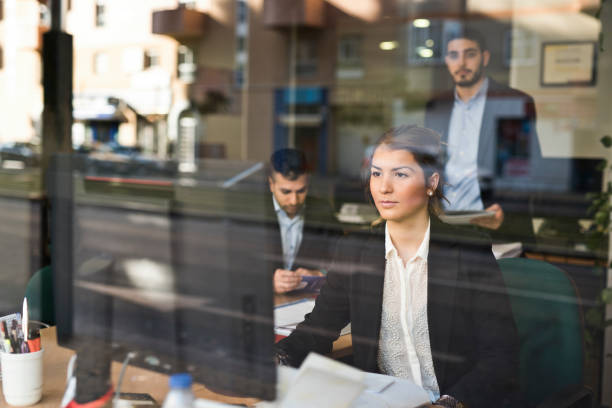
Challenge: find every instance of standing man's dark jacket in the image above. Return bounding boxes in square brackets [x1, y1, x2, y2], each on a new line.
[276, 218, 520, 407]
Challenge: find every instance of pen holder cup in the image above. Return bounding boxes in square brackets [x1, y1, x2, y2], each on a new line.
[1, 348, 44, 406]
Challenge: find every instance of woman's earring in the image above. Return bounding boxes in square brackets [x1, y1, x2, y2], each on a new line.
[427, 190, 433, 196]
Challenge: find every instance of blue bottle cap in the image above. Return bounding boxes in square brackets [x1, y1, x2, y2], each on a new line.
[169, 373, 192, 389]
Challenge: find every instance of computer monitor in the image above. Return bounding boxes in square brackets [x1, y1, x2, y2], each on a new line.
[50, 153, 276, 400]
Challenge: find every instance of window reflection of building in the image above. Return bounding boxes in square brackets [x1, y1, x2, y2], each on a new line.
[177, 45, 196, 83]
[274, 88, 327, 173]
[295, 35, 318, 77]
[38, 2, 50, 27]
[95, 0, 106, 27]
[504, 28, 537, 67]
[177, 111, 198, 172]
[407, 19, 461, 65]
[144, 49, 160, 69]
[93, 52, 109, 75]
[337, 34, 363, 79]
[178, 0, 196, 9]
[234, 0, 248, 87]
[122, 47, 144, 74]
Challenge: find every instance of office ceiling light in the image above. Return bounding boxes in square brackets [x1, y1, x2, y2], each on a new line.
[417, 47, 434, 58]
[425, 39, 434, 47]
[413, 19, 430, 28]
[379, 41, 398, 51]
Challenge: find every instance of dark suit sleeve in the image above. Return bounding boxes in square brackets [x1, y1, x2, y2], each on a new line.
[275, 237, 352, 367]
[446, 243, 520, 407]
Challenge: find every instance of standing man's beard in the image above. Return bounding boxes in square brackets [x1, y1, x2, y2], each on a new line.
[454, 62, 485, 88]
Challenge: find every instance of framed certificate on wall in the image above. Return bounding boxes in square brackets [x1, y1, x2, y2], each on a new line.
[540, 41, 597, 87]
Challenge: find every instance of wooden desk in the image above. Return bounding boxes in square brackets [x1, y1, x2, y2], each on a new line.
[6, 295, 351, 407]
[1, 327, 260, 408]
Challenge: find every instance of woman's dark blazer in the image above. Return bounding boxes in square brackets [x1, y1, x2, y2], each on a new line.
[276, 217, 520, 408]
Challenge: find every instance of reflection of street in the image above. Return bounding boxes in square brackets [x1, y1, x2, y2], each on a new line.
[0, 196, 41, 314]
[71, 204, 281, 398]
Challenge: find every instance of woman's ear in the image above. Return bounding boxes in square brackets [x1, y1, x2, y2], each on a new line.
[428, 173, 440, 192]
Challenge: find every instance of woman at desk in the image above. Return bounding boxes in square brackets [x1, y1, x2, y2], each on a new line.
[275, 125, 520, 408]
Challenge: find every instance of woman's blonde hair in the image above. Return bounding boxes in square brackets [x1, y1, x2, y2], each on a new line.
[366, 125, 447, 225]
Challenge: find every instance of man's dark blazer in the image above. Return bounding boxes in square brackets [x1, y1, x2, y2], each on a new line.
[424, 78, 540, 243]
[265, 195, 339, 273]
[276, 218, 520, 408]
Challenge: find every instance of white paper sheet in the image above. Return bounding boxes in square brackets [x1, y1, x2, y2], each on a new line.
[279, 353, 365, 408]
[256, 356, 430, 408]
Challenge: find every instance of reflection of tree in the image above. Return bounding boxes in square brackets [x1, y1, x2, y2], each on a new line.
[596, 0, 608, 52]
[585, 137, 612, 360]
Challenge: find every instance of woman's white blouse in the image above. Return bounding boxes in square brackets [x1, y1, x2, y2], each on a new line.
[377, 221, 440, 401]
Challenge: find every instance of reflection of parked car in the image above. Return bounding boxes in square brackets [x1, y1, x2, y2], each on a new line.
[0, 142, 41, 169]
[78, 143, 177, 178]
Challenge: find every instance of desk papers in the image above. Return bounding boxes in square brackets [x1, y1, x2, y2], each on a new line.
[274, 299, 351, 337]
[256, 353, 430, 408]
[352, 373, 430, 408]
[279, 353, 365, 408]
[438, 210, 496, 225]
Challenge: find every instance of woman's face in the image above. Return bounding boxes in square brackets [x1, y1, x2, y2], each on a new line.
[370, 145, 435, 224]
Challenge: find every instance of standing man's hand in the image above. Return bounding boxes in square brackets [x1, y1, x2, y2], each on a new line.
[471, 203, 504, 230]
[273, 269, 302, 293]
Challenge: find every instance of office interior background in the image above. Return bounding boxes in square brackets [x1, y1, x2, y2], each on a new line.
[0, 0, 611, 405]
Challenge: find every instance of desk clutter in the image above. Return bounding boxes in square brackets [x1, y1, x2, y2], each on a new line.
[0, 299, 42, 355]
[0, 299, 45, 406]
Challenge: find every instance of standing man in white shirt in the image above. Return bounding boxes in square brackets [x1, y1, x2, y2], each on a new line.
[268, 148, 331, 293]
[425, 27, 540, 242]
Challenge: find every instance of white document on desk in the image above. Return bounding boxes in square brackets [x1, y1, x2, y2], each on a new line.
[279, 353, 365, 408]
[257, 354, 430, 408]
[274, 299, 351, 337]
[352, 373, 430, 408]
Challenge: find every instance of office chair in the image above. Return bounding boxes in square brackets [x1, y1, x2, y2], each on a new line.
[24, 265, 56, 325]
[498, 258, 592, 408]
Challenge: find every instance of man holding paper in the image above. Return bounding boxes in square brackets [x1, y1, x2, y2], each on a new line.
[425, 26, 540, 242]
[268, 148, 334, 293]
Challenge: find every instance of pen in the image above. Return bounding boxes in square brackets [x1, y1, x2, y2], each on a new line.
[10, 329, 21, 354]
[22, 298, 28, 344]
[27, 328, 41, 352]
[0, 324, 11, 353]
[3, 321, 17, 353]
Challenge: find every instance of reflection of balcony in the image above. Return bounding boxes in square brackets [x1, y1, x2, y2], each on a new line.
[263, 0, 324, 28]
[189, 67, 237, 113]
[152, 7, 207, 40]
